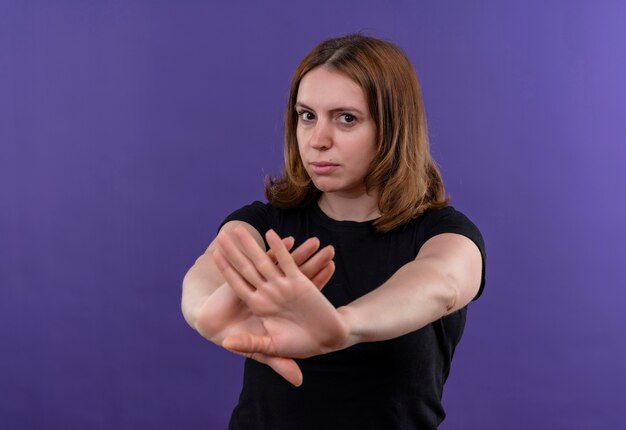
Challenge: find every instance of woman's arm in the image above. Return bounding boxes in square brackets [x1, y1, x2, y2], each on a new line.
[216, 228, 482, 359]
[336, 233, 482, 347]
[181, 221, 265, 329]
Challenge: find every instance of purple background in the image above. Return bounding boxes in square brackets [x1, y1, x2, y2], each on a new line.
[2, 1, 625, 429]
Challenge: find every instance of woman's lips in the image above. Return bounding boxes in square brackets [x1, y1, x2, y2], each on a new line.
[309, 161, 339, 175]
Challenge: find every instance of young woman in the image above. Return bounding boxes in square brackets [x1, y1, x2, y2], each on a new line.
[182, 34, 486, 430]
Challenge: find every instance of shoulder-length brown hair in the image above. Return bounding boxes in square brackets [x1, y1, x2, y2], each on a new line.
[265, 34, 448, 233]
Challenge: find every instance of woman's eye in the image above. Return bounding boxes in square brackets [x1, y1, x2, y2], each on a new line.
[298, 111, 315, 121]
[340, 114, 356, 124]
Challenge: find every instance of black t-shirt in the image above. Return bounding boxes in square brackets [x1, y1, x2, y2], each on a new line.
[220, 201, 486, 430]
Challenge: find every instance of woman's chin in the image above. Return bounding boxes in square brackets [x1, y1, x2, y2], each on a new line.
[310, 180, 342, 194]
[309, 177, 333, 193]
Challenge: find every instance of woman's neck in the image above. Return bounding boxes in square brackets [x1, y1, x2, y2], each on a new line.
[318, 191, 380, 222]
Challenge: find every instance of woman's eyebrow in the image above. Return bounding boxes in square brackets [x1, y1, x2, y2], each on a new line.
[294, 102, 314, 111]
[295, 101, 365, 116]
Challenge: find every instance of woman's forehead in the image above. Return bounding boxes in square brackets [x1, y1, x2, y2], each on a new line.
[297, 66, 367, 111]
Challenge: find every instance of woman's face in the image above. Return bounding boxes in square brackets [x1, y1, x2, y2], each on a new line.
[295, 66, 377, 198]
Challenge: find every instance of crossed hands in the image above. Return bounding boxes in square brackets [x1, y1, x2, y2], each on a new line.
[194, 227, 350, 387]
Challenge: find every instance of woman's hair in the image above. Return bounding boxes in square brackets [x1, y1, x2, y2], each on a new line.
[265, 34, 448, 233]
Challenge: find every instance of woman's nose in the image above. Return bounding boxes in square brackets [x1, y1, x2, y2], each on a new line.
[309, 121, 332, 150]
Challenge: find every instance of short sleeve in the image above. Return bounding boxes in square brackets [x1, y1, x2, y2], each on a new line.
[420, 206, 487, 300]
[218, 201, 275, 241]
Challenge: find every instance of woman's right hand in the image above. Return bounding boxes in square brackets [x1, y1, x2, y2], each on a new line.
[193, 236, 335, 386]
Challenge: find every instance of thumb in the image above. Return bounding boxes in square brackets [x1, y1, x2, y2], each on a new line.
[254, 355, 303, 387]
[222, 333, 274, 355]
[223, 335, 303, 387]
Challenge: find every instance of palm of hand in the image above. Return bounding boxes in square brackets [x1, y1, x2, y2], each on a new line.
[197, 282, 306, 385]
[196, 230, 340, 386]
[213, 228, 349, 360]
[195, 281, 263, 345]
[238, 269, 348, 358]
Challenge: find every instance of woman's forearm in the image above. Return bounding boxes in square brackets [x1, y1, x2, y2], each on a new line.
[336, 259, 456, 347]
[181, 251, 225, 329]
[181, 221, 272, 330]
[336, 233, 482, 349]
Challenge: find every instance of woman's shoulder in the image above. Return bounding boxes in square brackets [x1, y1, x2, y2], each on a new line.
[219, 200, 310, 232]
[416, 205, 487, 299]
[395, 205, 485, 264]
[415, 205, 483, 243]
[219, 200, 275, 232]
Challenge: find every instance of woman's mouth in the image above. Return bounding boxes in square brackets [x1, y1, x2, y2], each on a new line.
[309, 161, 339, 175]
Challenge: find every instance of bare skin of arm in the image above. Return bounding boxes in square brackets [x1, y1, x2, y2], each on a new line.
[214, 227, 482, 376]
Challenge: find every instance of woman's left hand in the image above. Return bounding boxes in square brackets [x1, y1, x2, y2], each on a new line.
[213, 227, 349, 361]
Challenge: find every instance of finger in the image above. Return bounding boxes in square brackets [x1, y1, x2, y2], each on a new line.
[283, 236, 295, 252]
[300, 245, 334, 281]
[265, 229, 300, 277]
[310, 261, 335, 290]
[233, 226, 282, 281]
[289, 237, 321, 266]
[223, 332, 274, 355]
[213, 249, 255, 302]
[249, 354, 303, 387]
[217, 231, 266, 287]
[225, 344, 303, 387]
[268, 236, 295, 264]
[269, 236, 320, 267]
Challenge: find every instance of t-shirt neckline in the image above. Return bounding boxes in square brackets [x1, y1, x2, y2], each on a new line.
[311, 202, 378, 232]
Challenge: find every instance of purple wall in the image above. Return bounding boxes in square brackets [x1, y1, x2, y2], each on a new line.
[2, 1, 625, 428]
